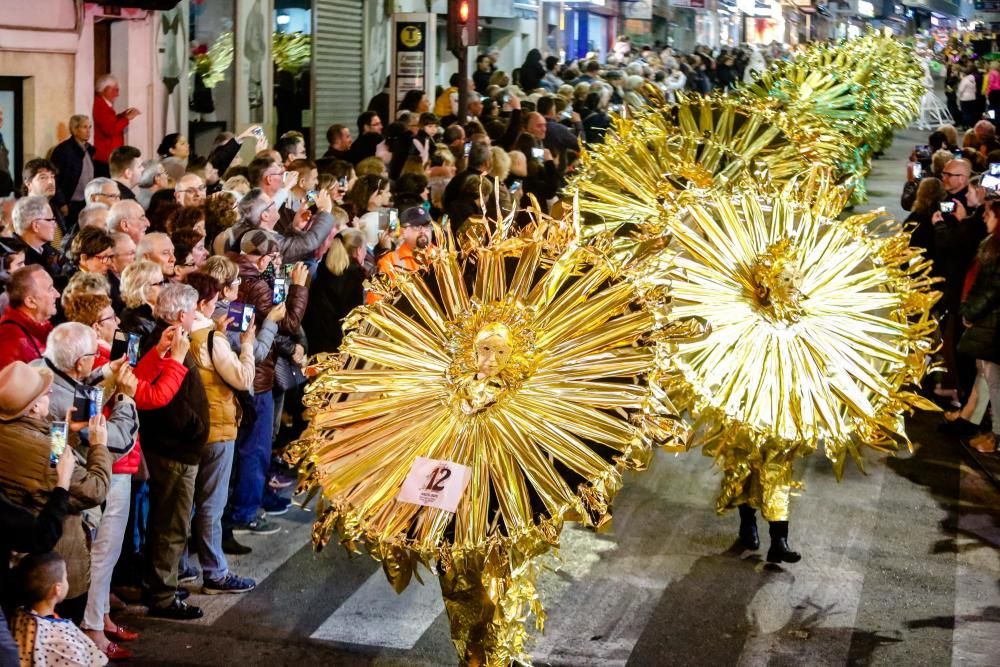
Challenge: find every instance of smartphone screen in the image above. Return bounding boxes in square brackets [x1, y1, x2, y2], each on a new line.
[242, 305, 255, 332]
[338, 176, 348, 188]
[463, 141, 471, 158]
[915, 144, 931, 159]
[388, 208, 399, 232]
[49, 422, 68, 467]
[990, 109, 997, 120]
[531, 147, 544, 161]
[940, 201, 956, 214]
[227, 302, 253, 332]
[272, 277, 287, 305]
[90, 387, 103, 418]
[126, 333, 140, 367]
[912, 163, 922, 180]
[252, 126, 265, 139]
[983, 174, 1000, 190]
[378, 208, 389, 231]
[510, 180, 522, 193]
[990, 162, 1000, 177]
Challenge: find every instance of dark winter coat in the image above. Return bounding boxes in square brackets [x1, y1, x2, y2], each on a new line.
[960, 238, 1000, 363]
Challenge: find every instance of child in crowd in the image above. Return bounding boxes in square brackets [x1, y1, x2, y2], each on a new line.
[12, 552, 108, 667]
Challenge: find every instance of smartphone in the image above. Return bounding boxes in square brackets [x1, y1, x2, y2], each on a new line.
[940, 201, 956, 214]
[463, 141, 472, 158]
[989, 162, 1000, 177]
[305, 190, 318, 208]
[531, 147, 544, 161]
[284, 263, 295, 276]
[912, 162, 923, 180]
[272, 277, 287, 305]
[338, 176, 348, 188]
[990, 109, 997, 120]
[954, 149, 964, 159]
[89, 387, 103, 418]
[560, 110, 573, 120]
[378, 207, 398, 231]
[914, 144, 932, 160]
[126, 333, 140, 367]
[510, 180, 522, 194]
[983, 174, 1000, 190]
[251, 126, 265, 139]
[49, 422, 68, 467]
[71, 388, 91, 423]
[226, 302, 255, 333]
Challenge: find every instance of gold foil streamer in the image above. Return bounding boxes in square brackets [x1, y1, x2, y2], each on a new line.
[656, 173, 940, 517]
[290, 212, 703, 665]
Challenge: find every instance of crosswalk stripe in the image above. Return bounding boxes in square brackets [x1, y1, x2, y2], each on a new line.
[309, 567, 445, 649]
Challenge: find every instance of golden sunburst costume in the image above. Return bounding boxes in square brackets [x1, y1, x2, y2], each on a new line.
[290, 219, 703, 665]
[656, 173, 940, 559]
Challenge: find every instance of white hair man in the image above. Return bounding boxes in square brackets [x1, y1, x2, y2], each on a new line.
[108, 200, 149, 244]
[93, 74, 140, 173]
[78, 203, 110, 231]
[85, 177, 121, 209]
[141, 282, 209, 620]
[137, 231, 176, 279]
[219, 186, 334, 263]
[9, 196, 69, 280]
[175, 173, 206, 208]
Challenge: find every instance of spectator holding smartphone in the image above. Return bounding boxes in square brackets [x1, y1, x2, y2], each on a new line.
[0, 360, 111, 624]
[177, 273, 257, 594]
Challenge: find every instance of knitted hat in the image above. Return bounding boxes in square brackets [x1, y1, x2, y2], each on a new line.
[0, 361, 53, 421]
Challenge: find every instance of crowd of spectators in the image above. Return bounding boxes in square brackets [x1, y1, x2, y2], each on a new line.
[0, 40, 811, 665]
[901, 116, 1000, 456]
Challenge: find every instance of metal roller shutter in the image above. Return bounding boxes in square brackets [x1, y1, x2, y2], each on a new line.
[313, 0, 364, 152]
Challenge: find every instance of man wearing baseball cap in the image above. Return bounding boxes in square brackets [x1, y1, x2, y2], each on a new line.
[376, 206, 434, 277]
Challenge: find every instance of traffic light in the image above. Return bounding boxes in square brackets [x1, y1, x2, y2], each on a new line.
[447, 0, 478, 51]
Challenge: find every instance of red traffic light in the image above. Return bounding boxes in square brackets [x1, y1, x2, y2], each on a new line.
[458, 0, 469, 23]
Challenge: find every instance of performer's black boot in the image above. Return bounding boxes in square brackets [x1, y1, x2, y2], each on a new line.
[766, 521, 801, 563]
[738, 504, 759, 550]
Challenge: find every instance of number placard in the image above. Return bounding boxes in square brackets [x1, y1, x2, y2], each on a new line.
[397, 456, 471, 513]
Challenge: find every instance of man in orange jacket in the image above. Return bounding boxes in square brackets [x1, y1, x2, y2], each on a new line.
[376, 206, 434, 278]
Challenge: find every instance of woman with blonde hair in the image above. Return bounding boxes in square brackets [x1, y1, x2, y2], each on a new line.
[118, 260, 164, 338]
[488, 146, 511, 181]
[303, 228, 367, 354]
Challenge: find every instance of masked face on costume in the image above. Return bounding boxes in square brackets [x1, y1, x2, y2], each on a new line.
[473, 324, 513, 379]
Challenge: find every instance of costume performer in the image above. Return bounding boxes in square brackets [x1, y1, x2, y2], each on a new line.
[571, 32, 938, 564]
[289, 213, 704, 666]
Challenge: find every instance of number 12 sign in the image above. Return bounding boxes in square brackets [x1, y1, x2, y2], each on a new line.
[397, 456, 472, 513]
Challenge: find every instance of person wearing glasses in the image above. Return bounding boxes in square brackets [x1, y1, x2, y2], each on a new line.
[6, 196, 72, 284]
[84, 177, 123, 209]
[69, 227, 116, 278]
[0, 265, 58, 369]
[174, 173, 207, 208]
[30, 322, 139, 654]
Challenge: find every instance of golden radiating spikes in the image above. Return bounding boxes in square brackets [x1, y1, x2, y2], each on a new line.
[289, 210, 689, 665]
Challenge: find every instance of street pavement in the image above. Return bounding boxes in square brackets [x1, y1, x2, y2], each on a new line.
[120, 120, 1000, 666]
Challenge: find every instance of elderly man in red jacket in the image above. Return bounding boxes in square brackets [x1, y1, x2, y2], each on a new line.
[92, 74, 140, 177]
[0, 265, 58, 369]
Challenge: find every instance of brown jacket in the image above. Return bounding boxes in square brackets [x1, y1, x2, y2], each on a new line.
[0, 416, 111, 598]
[236, 255, 308, 393]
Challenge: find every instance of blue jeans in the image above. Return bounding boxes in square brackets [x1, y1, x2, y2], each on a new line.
[226, 390, 273, 525]
[182, 440, 235, 581]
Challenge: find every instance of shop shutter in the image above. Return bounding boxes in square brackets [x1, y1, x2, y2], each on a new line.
[313, 0, 364, 152]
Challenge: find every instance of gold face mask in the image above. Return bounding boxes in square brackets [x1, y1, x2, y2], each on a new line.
[473, 323, 514, 379]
